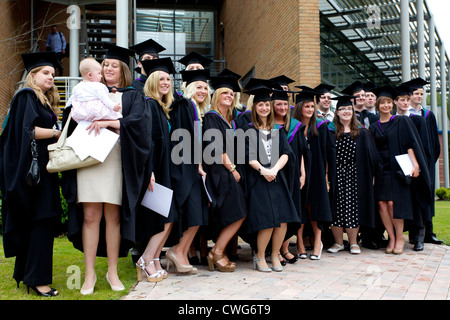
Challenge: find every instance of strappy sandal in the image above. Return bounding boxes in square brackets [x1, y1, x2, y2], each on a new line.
[207, 250, 236, 272]
[136, 257, 163, 282]
[153, 258, 168, 279]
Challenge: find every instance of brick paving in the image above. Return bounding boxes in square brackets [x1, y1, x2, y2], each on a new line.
[123, 241, 450, 301]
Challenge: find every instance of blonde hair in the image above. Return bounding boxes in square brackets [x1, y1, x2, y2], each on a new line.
[25, 66, 60, 115]
[79, 57, 101, 78]
[144, 71, 174, 119]
[100, 59, 132, 88]
[251, 100, 274, 130]
[210, 87, 234, 122]
[183, 80, 212, 116]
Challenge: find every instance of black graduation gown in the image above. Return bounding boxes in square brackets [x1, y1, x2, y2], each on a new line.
[242, 125, 300, 236]
[135, 97, 178, 244]
[369, 115, 432, 221]
[234, 109, 252, 129]
[168, 98, 208, 239]
[275, 119, 310, 228]
[302, 119, 335, 228]
[421, 109, 441, 218]
[328, 124, 382, 228]
[202, 110, 247, 238]
[131, 74, 147, 96]
[356, 109, 379, 130]
[0, 88, 62, 258]
[63, 87, 153, 257]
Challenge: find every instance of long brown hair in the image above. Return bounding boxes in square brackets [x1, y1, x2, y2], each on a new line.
[272, 99, 291, 133]
[251, 100, 274, 130]
[100, 59, 132, 88]
[333, 107, 360, 140]
[210, 87, 234, 123]
[293, 100, 318, 136]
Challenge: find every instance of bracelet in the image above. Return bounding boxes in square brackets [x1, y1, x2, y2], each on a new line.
[52, 128, 56, 138]
[229, 164, 236, 173]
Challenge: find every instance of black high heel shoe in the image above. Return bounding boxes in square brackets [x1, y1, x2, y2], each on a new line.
[27, 286, 59, 297]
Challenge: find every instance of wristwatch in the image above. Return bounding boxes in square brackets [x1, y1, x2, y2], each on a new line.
[229, 164, 236, 173]
[258, 167, 262, 174]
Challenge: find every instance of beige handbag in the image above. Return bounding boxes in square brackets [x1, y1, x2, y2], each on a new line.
[47, 112, 100, 173]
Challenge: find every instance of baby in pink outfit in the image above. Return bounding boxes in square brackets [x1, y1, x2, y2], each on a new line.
[67, 57, 122, 122]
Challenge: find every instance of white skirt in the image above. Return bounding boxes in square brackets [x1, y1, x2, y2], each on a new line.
[76, 140, 122, 205]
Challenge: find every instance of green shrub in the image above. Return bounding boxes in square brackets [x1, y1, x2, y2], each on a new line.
[436, 187, 450, 200]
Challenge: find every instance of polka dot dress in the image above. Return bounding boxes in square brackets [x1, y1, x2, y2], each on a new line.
[333, 133, 359, 228]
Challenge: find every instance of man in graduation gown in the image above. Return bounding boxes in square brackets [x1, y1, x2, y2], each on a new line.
[404, 77, 443, 246]
[130, 39, 166, 96]
[315, 83, 336, 122]
[342, 81, 379, 129]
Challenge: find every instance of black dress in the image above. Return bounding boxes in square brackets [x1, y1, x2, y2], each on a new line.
[0, 88, 62, 286]
[242, 125, 300, 235]
[202, 110, 247, 238]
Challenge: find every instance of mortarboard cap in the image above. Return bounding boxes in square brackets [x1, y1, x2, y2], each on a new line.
[270, 75, 295, 87]
[104, 43, 136, 66]
[314, 83, 335, 94]
[371, 85, 397, 99]
[21, 51, 63, 73]
[331, 95, 356, 109]
[130, 39, 166, 58]
[179, 51, 213, 68]
[141, 57, 175, 76]
[218, 68, 242, 80]
[403, 77, 429, 92]
[342, 81, 365, 95]
[181, 69, 210, 86]
[363, 82, 377, 93]
[244, 87, 273, 102]
[394, 84, 412, 98]
[295, 89, 321, 104]
[210, 76, 241, 92]
[244, 78, 280, 91]
[271, 89, 292, 101]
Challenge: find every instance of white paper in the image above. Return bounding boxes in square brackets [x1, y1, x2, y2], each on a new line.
[141, 183, 173, 218]
[395, 154, 414, 176]
[66, 121, 119, 162]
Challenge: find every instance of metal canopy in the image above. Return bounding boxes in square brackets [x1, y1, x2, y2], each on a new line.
[319, 0, 449, 92]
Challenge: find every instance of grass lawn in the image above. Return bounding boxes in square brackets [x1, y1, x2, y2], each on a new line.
[0, 201, 449, 300]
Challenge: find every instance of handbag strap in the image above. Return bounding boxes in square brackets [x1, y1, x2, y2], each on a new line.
[56, 111, 73, 147]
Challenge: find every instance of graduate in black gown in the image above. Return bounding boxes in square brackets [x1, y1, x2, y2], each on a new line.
[202, 76, 247, 272]
[369, 85, 431, 254]
[130, 38, 166, 96]
[292, 89, 335, 260]
[405, 77, 443, 245]
[167, 69, 211, 272]
[62, 44, 152, 294]
[241, 87, 299, 272]
[342, 81, 379, 129]
[0, 52, 63, 297]
[327, 96, 382, 255]
[273, 89, 309, 264]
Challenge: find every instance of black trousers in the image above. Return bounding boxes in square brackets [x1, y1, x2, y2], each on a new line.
[13, 218, 57, 287]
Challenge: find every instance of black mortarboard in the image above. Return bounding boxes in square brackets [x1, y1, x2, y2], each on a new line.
[244, 87, 273, 102]
[271, 89, 291, 101]
[210, 76, 241, 92]
[104, 43, 136, 65]
[371, 85, 397, 99]
[21, 51, 62, 73]
[130, 39, 166, 58]
[363, 82, 377, 93]
[295, 89, 321, 104]
[342, 81, 365, 95]
[270, 75, 295, 87]
[178, 51, 213, 68]
[331, 95, 356, 109]
[395, 84, 412, 98]
[218, 68, 242, 80]
[314, 83, 335, 94]
[181, 69, 210, 86]
[244, 78, 279, 91]
[141, 57, 175, 76]
[403, 77, 429, 91]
